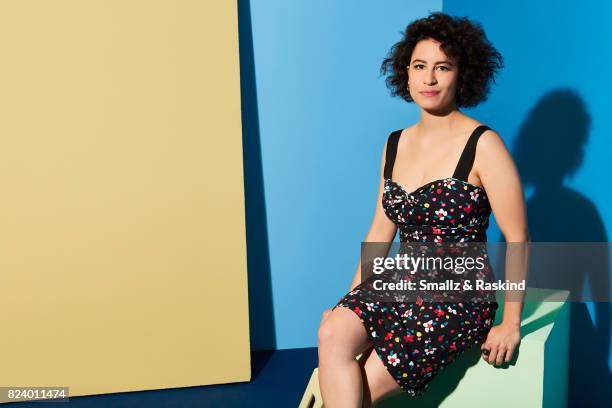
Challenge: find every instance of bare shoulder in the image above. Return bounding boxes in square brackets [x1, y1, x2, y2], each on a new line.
[382, 124, 415, 150]
[473, 127, 516, 179]
[402, 123, 418, 134]
[470, 127, 519, 191]
[393, 123, 418, 148]
[391, 124, 417, 138]
[476, 127, 508, 156]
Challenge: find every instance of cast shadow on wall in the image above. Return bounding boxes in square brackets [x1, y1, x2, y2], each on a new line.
[237, 0, 277, 376]
[512, 88, 611, 406]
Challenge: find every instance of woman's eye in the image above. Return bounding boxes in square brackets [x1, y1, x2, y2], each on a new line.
[413, 64, 449, 71]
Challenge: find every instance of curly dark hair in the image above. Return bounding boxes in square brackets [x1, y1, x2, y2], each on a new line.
[380, 12, 503, 108]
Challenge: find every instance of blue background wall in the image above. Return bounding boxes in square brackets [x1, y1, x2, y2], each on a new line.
[240, 0, 612, 405]
[241, 0, 443, 352]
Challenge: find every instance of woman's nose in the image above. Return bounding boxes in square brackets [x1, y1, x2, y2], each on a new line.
[425, 69, 437, 85]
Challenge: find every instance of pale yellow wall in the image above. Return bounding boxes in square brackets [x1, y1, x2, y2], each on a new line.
[0, 0, 250, 399]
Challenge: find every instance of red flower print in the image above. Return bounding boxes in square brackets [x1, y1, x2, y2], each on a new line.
[384, 331, 394, 341]
[354, 306, 362, 317]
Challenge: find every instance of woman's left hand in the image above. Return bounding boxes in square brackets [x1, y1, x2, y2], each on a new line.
[480, 322, 521, 366]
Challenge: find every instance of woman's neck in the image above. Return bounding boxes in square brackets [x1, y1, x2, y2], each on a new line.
[417, 106, 464, 137]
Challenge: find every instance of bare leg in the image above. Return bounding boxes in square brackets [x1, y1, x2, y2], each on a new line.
[317, 307, 372, 408]
[360, 348, 403, 407]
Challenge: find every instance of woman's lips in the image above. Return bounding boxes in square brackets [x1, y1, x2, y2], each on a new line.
[420, 91, 440, 97]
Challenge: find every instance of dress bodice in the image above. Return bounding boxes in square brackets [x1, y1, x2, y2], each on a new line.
[377, 125, 496, 303]
[381, 125, 493, 243]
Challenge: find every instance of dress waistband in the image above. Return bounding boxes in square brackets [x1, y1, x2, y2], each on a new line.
[399, 224, 487, 235]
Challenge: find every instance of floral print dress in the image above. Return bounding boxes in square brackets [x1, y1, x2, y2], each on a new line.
[332, 125, 499, 397]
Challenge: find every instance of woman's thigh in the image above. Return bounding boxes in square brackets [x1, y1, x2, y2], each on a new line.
[361, 349, 403, 404]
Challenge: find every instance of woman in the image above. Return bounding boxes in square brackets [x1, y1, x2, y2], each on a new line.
[317, 12, 528, 407]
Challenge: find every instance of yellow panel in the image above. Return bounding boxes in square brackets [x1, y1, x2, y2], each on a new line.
[0, 0, 249, 398]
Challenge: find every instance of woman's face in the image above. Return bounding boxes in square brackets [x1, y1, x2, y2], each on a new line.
[407, 38, 459, 111]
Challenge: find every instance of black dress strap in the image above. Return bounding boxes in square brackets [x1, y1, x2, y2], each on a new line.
[383, 129, 403, 179]
[452, 125, 491, 181]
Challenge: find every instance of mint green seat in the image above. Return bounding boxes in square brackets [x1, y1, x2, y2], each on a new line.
[300, 288, 570, 408]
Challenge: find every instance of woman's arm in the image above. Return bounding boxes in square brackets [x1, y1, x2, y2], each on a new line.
[348, 139, 398, 291]
[475, 129, 530, 365]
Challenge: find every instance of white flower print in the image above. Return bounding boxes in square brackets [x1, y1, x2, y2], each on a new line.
[443, 179, 455, 189]
[391, 197, 404, 206]
[423, 320, 434, 332]
[425, 347, 437, 355]
[387, 352, 400, 366]
[372, 331, 378, 338]
[470, 190, 480, 201]
[434, 208, 447, 220]
[365, 302, 375, 312]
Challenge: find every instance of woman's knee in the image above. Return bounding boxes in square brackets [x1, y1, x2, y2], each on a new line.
[317, 309, 343, 349]
[317, 307, 370, 360]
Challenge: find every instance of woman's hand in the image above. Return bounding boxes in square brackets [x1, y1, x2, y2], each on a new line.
[480, 322, 521, 366]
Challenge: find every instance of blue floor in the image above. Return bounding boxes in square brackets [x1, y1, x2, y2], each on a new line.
[5, 348, 319, 408]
